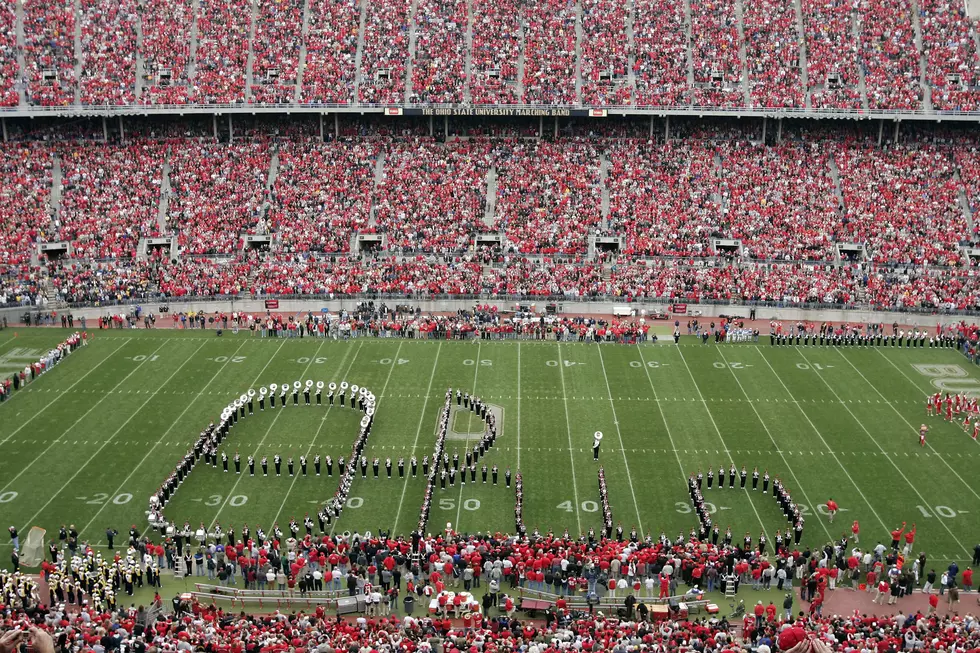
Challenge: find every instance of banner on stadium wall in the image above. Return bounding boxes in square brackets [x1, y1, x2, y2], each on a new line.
[385, 108, 404, 116]
[403, 108, 595, 117]
[589, 109, 608, 117]
[672, 303, 687, 314]
[265, 299, 280, 310]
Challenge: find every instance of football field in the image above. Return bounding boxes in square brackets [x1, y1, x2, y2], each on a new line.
[1, 328, 979, 565]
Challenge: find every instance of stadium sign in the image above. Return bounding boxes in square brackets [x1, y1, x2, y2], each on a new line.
[410, 107, 587, 117]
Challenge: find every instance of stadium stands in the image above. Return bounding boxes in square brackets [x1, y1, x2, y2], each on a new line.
[0, 118, 979, 312]
[2, 0, 980, 111]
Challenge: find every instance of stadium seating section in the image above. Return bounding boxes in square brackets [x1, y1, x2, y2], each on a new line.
[2, 0, 980, 111]
[4, 116, 980, 311]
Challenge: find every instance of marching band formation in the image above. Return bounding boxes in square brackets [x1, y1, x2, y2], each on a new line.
[598, 467, 613, 539]
[148, 381, 377, 538]
[688, 466, 805, 553]
[417, 389, 503, 545]
[0, 331, 86, 403]
[768, 322, 959, 348]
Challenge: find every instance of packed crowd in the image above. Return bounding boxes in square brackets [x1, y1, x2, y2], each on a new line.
[7, 0, 980, 111]
[5, 518, 980, 652]
[800, 0, 862, 110]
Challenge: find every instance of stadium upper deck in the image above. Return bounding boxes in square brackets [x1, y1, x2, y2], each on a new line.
[4, 0, 980, 117]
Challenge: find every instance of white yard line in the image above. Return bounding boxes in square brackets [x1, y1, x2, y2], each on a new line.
[844, 350, 980, 504]
[78, 340, 251, 540]
[715, 347, 831, 543]
[751, 346, 893, 538]
[635, 345, 699, 486]
[454, 342, 482, 531]
[516, 342, 522, 470]
[796, 348, 972, 557]
[205, 339, 299, 528]
[16, 341, 207, 533]
[391, 342, 443, 535]
[675, 346, 771, 542]
[555, 342, 583, 535]
[595, 344, 644, 536]
[269, 342, 362, 528]
[0, 339, 147, 493]
[0, 338, 132, 445]
[327, 342, 405, 537]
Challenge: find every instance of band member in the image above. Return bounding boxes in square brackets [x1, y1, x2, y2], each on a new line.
[398, 457, 405, 478]
[707, 468, 713, 489]
[717, 465, 724, 488]
[261, 456, 268, 476]
[593, 432, 602, 461]
[729, 464, 737, 489]
[300, 455, 307, 476]
[259, 392, 265, 411]
[385, 457, 392, 478]
[482, 463, 488, 483]
[752, 467, 759, 490]
[492, 464, 499, 485]
[293, 385, 300, 406]
[422, 456, 430, 477]
[740, 466, 747, 489]
[248, 455, 255, 476]
[234, 452, 241, 474]
[373, 457, 380, 478]
[360, 456, 368, 478]
[304, 514, 314, 536]
[315, 384, 322, 405]
[274, 454, 282, 476]
[327, 455, 334, 476]
[314, 454, 321, 476]
[505, 467, 512, 488]
[410, 456, 418, 477]
[440, 469, 447, 489]
[287, 457, 294, 476]
[762, 470, 770, 494]
[304, 385, 311, 405]
[222, 452, 229, 472]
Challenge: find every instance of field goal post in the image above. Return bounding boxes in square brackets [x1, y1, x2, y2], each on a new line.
[20, 527, 46, 567]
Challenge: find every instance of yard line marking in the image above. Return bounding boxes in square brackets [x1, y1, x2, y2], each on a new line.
[596, 345, 644, 537]
[15, 341, 203, 532]
[206, 339, 295, 529]
[716, 347, 833, 543]
[454, 341, 482, 531]
[0, 339, 132, 447]
[556, 342, 583, 535]
[849, 351, 980, 505]
[634, 345, 692, 511]
[77, 339, 251, 540]
[750, 346, 892, 538]
[270, 342, 362, 529]
[331, 341, 404, 537]
[675, 347, 771, 541]
[379, 343, 439, 537]
[796, 348, 972, 557]
[516, 342, 522, 471]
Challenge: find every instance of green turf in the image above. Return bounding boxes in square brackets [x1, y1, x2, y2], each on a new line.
[1, 328, 979, 567]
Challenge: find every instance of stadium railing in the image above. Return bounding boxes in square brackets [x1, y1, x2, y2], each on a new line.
[192, 583, 346, 609]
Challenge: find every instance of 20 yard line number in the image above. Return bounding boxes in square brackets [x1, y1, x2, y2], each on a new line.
[80, 492, 133, 505]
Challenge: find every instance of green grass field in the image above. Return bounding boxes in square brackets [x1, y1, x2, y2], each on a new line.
[1, 328, 979, 567]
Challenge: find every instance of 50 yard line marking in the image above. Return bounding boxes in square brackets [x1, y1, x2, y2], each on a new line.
[329, 341, 404, 537]
[556, 342, 583, 535]
[0, 338, 131, 447]
[391, 342, 443, 534]
[269, 342, 362, 529]
[750, 346, 892, 538]
[454, 341, 482, 531]
[595, 345, 644, 537]
[78, 339, 252, 540]
[797, 348, 972, 557]
[14, 341, 205, 533]
[675, 346, 771, 542]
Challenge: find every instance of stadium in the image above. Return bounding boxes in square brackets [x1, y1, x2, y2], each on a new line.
[2, 0, 980, 650]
